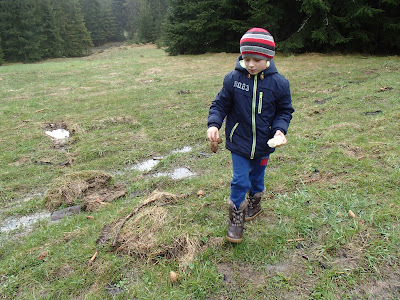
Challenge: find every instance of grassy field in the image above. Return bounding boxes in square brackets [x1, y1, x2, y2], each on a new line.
[0, 44, 399, 299]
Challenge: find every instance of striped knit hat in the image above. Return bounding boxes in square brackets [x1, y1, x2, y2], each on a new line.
[240, 28, 275, 60]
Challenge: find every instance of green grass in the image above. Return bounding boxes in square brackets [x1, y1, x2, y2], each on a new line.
[0, 45, 399, 299]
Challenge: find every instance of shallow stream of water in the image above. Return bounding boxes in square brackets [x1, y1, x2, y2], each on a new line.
[0, 212, 50, 234]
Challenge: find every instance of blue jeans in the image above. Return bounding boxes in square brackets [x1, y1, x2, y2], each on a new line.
[230, 152, 269, 208]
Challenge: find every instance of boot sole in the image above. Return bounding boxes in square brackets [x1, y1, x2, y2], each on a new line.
[226, 235, 242, 243]
[245, 208, 263, 221]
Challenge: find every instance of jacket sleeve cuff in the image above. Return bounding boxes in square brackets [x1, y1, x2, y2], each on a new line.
[273, 127, 287, 135]
[208, 122, 221, 129]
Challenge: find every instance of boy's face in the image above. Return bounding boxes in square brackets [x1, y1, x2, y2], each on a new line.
[243, 57, 269, 75]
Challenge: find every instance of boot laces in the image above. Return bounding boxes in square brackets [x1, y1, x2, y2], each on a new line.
[247, 196, 255, 209]
[232, 210, 244, 225]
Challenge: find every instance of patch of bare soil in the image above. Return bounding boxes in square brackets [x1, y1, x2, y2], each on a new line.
[99, 191, 224, 266]
[214, 225, 400, 299]
[216, 255, 313, 299]
[351, 267, 400, 299]
[44, 171, 126, 211]
[294, 169, 348, 187]
[217, 262, 267, 288]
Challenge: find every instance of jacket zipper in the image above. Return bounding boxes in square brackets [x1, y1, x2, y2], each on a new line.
[258, 92, 263, 114]
[251, 75, 257, 159]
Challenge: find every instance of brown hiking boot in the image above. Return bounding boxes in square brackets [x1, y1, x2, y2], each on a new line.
[226, 198, 248, 243]
[245, 191, 264, 221]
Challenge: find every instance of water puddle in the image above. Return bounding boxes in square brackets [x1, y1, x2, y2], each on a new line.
[154, 167, 195, 180]
[124, 145, 196, 179]
[45, 129, 70, 140]
[172, 146, 192, 154]
[131, 158, 161, 172]
[0, 212, 50, 233]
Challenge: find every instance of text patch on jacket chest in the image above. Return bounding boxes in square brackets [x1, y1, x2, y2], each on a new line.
[233, 81, 250, 92]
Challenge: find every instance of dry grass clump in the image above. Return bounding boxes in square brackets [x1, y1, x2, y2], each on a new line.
[44, 171, 126, 211]
[108, 191, 224, 266]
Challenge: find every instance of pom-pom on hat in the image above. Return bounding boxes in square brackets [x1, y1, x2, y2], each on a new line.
[240, 28, 275, 60]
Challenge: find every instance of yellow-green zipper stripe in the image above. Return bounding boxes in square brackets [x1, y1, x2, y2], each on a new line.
[251, 75, 257, 159]
[258, 92, 263, 114]
[230, 122, 239, 142]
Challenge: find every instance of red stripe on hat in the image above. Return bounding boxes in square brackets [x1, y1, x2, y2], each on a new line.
[248, 28, 270, 34]
[242, 51, 274, 59]
[241, 38, 275, 47]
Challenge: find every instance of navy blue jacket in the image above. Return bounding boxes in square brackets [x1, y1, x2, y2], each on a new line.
[208, 56, 294, 159]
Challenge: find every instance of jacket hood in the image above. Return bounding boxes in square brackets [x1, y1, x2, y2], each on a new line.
[235, 55, 278, 76]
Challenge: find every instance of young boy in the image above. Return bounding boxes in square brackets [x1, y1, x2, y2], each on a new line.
[207, 28, 294, 243]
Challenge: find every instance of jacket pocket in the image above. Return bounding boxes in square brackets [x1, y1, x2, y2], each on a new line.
[258, 92, 263, 114]
[230, 122, 239, 142]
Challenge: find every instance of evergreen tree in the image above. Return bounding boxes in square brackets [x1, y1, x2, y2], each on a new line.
[36, 0, 64, 58]
[81, 0, 106, 46]
[0, 0, 398, 62]
[51, 0, 69, 55]
[81, 0, 125, 45]
[163, 0, 398, 55]
[380, 0, 400, 54]
[127, 0, 166, 43]
[246, 0, 303, 43]
[111, 0, 128, 41]
[163, 0, 251, 55]
[279, 0, 400, 54]
[133, 0, 157, 42]
[337, 0, 400, 54]
[0, 0, 44, 62]
[66, 0, 93, 56]
[0, 37, 4, 65]
[53, 0, 93, 56]
[278, 0, 348, 52]
[101, 2, 119, 43]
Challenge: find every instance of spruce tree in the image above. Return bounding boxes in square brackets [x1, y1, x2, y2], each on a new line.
[58, 0, 93, 56]
[0, 37, 4, 65]
[51, 0, 68, 55]
[133, 0, 156, 42]
[36, 0, 64, 58]
[0, 0, 44, 62]
[278, 0, 400, 54]
[111, 0, 128, 41]
[81, 0, 106, 46]
[163, 0, 251, 55]
[278, 0, 349, 52]
[101, 2, 119, 43]
[337, 0, 400, 54]
[127, 0, 166, 43]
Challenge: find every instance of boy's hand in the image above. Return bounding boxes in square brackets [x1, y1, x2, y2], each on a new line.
[207, 127, 222, 153]
[207, 126, 220, 142]
[267, 130, 287, 148]
[274, 130, 287, 146]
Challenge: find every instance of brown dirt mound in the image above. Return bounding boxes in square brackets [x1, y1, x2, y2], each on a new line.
[101, 190, 224, 265]
[44, 171, 126, 211]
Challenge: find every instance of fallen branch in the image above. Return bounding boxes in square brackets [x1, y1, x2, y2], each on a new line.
[286, 238, 305, 242]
